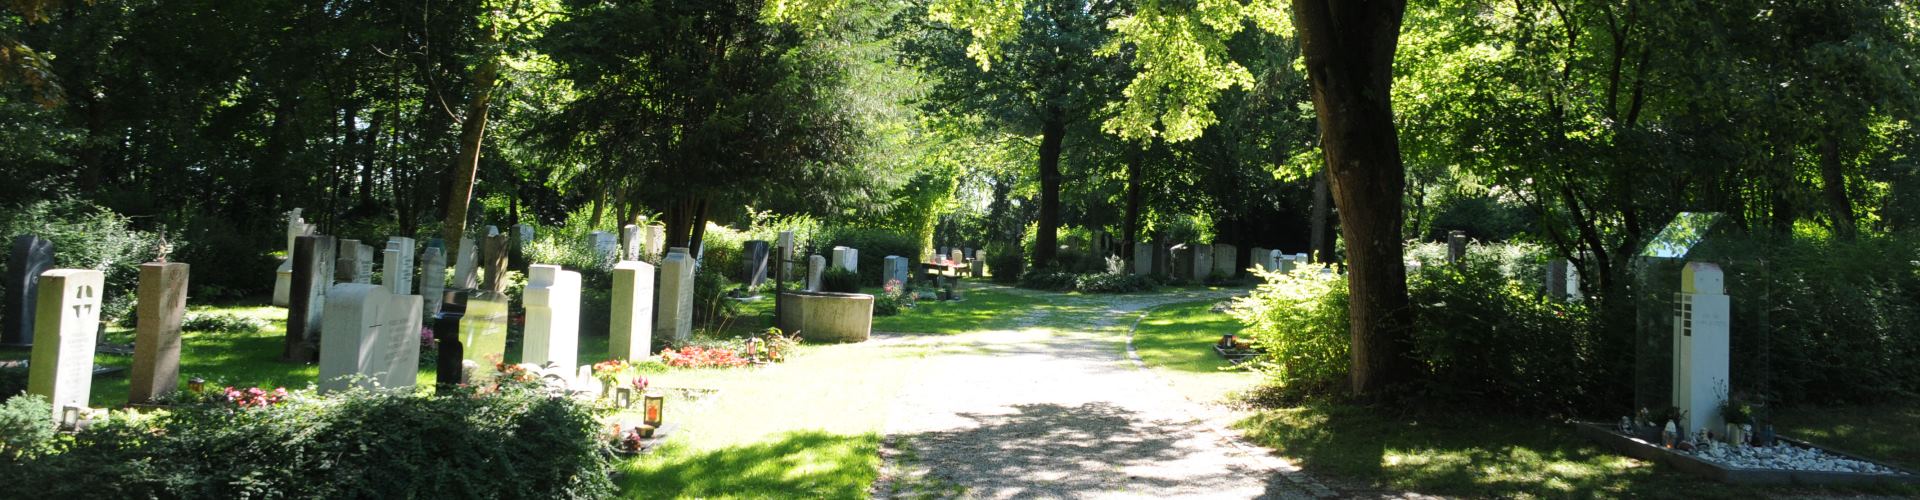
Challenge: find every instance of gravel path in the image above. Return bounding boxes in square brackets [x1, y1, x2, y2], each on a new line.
[872, 286, 1334, 499]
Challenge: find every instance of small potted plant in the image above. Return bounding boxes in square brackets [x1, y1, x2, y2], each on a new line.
[1720, 396, 1755, 445]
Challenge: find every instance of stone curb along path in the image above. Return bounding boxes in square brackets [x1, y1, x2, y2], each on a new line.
[871, 286, 1337, 499]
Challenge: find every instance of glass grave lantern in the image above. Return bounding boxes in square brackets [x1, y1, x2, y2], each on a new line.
[1632, 212, 1771, 441]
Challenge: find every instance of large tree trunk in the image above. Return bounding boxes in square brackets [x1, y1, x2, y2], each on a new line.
[1122, 144, 1145, 260]
[1293, 0, 1414, 396]
[1034, 111, 1066, 266]
[1310, 167, 1334, 262]
[439, 37, 502, 248]
[1820, 134, 1857, 241]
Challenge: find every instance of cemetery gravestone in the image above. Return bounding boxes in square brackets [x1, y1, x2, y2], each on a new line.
[1211, 243, 1237, 277]
[453, 236, 479, 290]
[384, 237, 415, 294]
[610, 261, 656, 361]
[807, 255, 826, 291]
[777, 231, 795, 281]
[1170, 244, 1194, 281]
[883, 256, 908, 285]
[27, 269, 103, 419]
[832, 246, 858, 274]
[589, 231, 618, 267]
[378, 293, 422, 390]
[950, 248, 963, 266]
[742, 240, 771, 288]
[645, 224, 666, 260]
[522, 264, 582, 373]
[1192, 245, 1214, 280]
[1672, 262, 1730, 435]
[286, 235, 336, 362]
[129, 263, 188, 404]
[1251, 247, 1270, 271]
[657, 248, 695, 344]
[1447, 230, 1467, 266]
[459, 292, 510, 383]
[3, 235, 54, 345]
[273, 209, 307, 307]
[621, 224, 641, 261]
[479, 233, 510, 294]
[421, 245, 447, 317]
[318, 283, 422, 393]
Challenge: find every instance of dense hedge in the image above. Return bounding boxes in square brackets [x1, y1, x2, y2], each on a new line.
[0, 388, 615, 498]
[1017, 269, 1155, 294]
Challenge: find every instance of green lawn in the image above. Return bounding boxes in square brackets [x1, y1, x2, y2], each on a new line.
[1129, 299, 1262, 404]
[1774, 402, 1920, 472]
[868, 284, 1047, 334]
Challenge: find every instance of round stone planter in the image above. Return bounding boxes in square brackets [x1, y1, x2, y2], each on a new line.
[777, 291, 874, 343]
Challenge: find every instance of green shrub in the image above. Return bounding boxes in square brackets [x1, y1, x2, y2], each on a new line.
[1073, 272, 1155, 293]
[1018, 268, 1077, 291]
[699, 223, 747, 287]
[0, 198, 168, 324]
[987, 245, 1024, 284]
[820, 268, 860, 293]
[1407, 256, 1601, 415]
[0, 394, 55, 460]
[173, 212, 277, 300]
[180, 313, 266, 335]
[1229, 266, 1351, 401]
[693, 265, 738, 327]
[0, 369, 24, 399]
[0, 388, 615, 498]
[814, 227, 919, 286]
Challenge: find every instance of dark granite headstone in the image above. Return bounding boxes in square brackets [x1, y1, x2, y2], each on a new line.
[479, 233, 510, 294]
[3, 235, 55, 345]
[285, 235, 336, 362]
[741, 240, 771, 288]
[434, 295, 467, 393]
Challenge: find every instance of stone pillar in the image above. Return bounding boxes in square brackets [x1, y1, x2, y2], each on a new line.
[1250, 247, 1270, 271]
[1192, 245, 1214, 280]
[657, 247, 695, 344]
[384, 237, 415, 295]
[286, 235, 336, 362]
[479, 233, 510, 294]
[452, 236, 478, 290]
[420, 245, 447, 317]
[807, 255, 826, 291]
[522, 264, 581, 373]
[27, 269, 103, 419]
[129, 263, 188, 404]
[742, 240, 771, 288]
[610, 260, 656, 361]
[621, 224, 641, 261]
[1447, 230, 1467, 266]
[4, 235, 54, 345]
[1673, 261, 1730, 435]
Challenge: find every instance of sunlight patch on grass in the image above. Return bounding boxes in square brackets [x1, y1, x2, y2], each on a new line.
[1128, 300, 1260, 404]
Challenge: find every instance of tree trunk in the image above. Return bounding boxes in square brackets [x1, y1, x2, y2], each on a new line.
[1034, 111, 1066, 266]
[1122, 143, 1145, 260]
[1293, 0, 1414, 397]
[1820, 134, 1857, 241]
[1310, 166, 1334, 262]
[439, 35, 502, 248]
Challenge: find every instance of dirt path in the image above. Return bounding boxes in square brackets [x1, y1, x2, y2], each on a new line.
[871, 286, 1334, 499]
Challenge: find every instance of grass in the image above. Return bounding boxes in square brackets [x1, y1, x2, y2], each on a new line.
[868, 284, 1047, 334]
[1774, 402, 1920, 472]
[1129, 299, 1262, 404]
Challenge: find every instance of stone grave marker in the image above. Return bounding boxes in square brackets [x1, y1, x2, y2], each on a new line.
[588, 231, 618, 266]
[273, 208, 307, 307]
[286, 235, 336, 362]
[1170, 244, 1194, 281]
[621, 224, 641, 262]
[377, 293, 422, 390]
[950, 248, 963, 266]
[479, 233, 510, 293]
[4, 235, 54, 345]
[742, 240, 771, 288]
[883, 256, 909, 285]
[1447, 230, 1467, 266]
[1672, 262, 1730, 435]
[421, 244, 447, 317]
[776, 231, 795, 281]
[318, 283, 422, 393]
[384, 237, 415, 294]
[1251, 247, 1270, 271]
[452, 236, 479, 290]
[459, 291, 510, 383]
[523, 264, 582, 373]
[657, 247, 695, 344]
[832, 246, 857, 273]
[611, 260, 655, 361]
[807, 255, 825, 291]
[1211, 243, 1237, 277]
[27, 269, 103, 419]
[645, 224, 666, 260]
[1131, 243, 1153, 277]
[129, 263, 188, 403]
[1192, 244, 1215, 280]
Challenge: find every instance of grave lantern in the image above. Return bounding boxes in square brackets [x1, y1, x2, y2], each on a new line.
[188, 377, 205, 393]
[643, 392, 665, 428]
